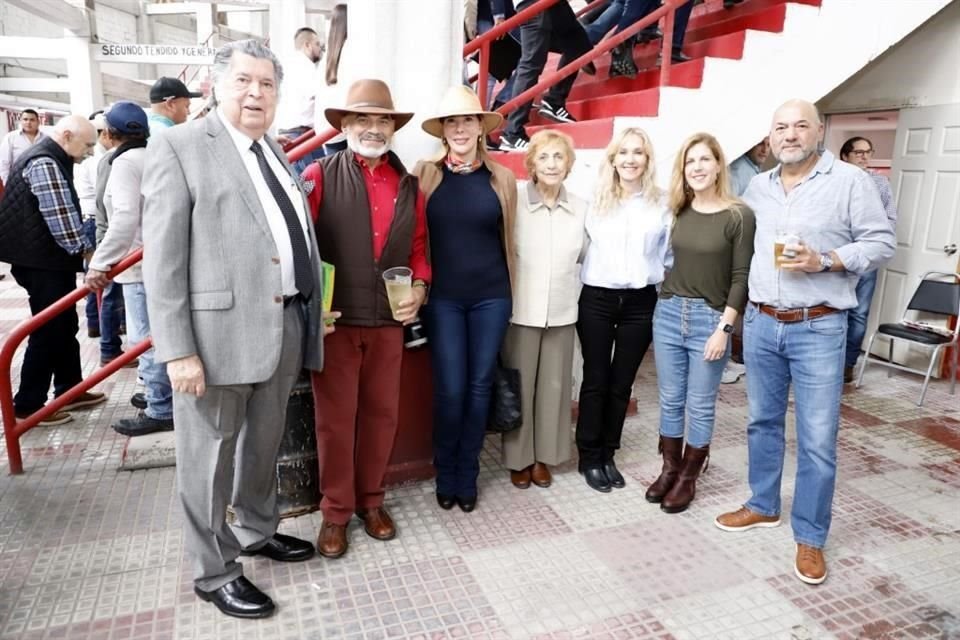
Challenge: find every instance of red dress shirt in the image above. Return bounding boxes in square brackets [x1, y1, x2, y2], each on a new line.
[301, 154, 431, 283]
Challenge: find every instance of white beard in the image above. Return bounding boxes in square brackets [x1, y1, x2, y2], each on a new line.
[347, 135, 390, 159]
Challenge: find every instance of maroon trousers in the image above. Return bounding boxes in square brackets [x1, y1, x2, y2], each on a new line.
[312, 325, 403, 525]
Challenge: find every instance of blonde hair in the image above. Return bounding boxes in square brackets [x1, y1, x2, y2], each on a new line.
[668, 132, 744, 216]
[594, 127, 660, 215]
[524, 130, 576, 183]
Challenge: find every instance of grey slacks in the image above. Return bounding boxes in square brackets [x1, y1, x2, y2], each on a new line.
[175, 302, 304, 591]
[501, 323, 576, 471]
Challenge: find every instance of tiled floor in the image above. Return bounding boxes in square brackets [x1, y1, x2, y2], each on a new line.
[1, 272, 959, 640]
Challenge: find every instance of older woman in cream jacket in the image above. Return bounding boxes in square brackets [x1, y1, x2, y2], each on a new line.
[503, 130, 587, 489]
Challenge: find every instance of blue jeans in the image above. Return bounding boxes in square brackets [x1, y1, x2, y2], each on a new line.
[743, 303, 847, 548]
[423, 297, 512, 497]
[82, 217, 123, 360]
[123, 283, 173, 420]
[653, 296, 730, 448]
[282, 126, 325, 175]
[584, 0, 625, 44]
[845, 270, 878, 368]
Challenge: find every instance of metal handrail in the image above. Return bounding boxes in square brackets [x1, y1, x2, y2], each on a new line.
[1, 249, 148, 474]
[489, 1, 683, 122]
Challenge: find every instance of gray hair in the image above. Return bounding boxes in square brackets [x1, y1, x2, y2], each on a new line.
[211, 39, 284, 89]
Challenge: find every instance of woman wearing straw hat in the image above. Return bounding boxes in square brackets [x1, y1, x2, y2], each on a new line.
[502, 130, 587, 490]
[414, 85, 517, 513]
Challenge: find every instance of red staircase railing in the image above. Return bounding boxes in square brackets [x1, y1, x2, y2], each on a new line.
[1, 250, 149, 474]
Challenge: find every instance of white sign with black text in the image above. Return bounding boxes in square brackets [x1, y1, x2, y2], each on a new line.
[93, 43, 216, 65]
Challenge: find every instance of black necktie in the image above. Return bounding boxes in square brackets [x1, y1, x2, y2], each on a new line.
[249, 141, 314, 300]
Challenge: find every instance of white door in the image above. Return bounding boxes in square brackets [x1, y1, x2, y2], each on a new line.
[870, 103, 960, 369]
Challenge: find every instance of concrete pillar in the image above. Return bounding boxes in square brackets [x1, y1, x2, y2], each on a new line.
[64, 35, 102, 115]
[269, 0, 307, 66]
[346, 0, 464, 166]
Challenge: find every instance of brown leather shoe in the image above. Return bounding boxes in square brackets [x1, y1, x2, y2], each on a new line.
[510, 467, 531, 489]
[530, 462, 551, 488]
[661, 443, 709, 514]
[714, 506, 781, 532]
[795, 544, 827, 584]
[316, 521, 348, 558]
[356, 507, 396, 541]
[645, 435, 683, 503]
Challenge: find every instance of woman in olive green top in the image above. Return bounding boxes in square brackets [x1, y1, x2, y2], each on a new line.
[648, 132, 756, 514]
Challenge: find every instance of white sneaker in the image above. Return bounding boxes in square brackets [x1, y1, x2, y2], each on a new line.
[721, 362, 746, 384]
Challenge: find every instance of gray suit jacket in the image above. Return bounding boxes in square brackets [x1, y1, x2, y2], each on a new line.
[141, 111, 324, 386]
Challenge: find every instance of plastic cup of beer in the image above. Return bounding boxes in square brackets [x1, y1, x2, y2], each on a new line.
[382, 266, 413, 321]
[774, 230, 801, 269]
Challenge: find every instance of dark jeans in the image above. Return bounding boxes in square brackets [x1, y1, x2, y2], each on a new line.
[11, 265, 83, 413]
[282, 126, 326, 175]
[575, 284, 657, 467]
[423, 297, 512, 497]
[620, 0, 694, 50]
[81, 217, 123, 360]
[505, 0, 592, 138]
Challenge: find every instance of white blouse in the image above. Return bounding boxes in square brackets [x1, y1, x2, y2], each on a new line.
[580, 193, 673, 289]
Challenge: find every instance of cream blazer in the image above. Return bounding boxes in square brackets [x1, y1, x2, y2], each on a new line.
[511, 181, 588, 328]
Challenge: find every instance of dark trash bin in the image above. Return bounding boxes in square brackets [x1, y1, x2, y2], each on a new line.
[276, 371, 320, 519]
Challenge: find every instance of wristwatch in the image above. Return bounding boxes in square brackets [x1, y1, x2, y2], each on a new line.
[818, 253, 834, 272]
[719, 322, 735, 334]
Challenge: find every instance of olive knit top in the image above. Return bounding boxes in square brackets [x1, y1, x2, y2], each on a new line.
[659, 204, 756, 312]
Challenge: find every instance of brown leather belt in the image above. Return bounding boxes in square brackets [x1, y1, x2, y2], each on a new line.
[755, 303, 839, 323]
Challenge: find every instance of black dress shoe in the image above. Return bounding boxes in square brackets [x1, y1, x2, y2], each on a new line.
[671, 50, 692, 63]
[603, 460, 626, 488]
[240, 533, 314, 562]
[581, 466, 612, 493]
[437, 493, 456, 510]
[456, 495, 478, 512]
[194, 576, 275, 619]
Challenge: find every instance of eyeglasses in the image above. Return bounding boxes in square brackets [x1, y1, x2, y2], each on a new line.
[849, 149, 873, 157]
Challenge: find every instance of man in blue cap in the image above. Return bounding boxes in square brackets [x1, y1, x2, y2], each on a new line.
[86, 101, 174, 437]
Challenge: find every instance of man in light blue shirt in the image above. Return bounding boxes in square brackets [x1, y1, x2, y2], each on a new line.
[714, 99, 895, 587]
[728, 137, 768, 197]
[838, 136, 898, 382]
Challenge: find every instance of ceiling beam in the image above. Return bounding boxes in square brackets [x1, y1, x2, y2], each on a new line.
[0, 36, 72, 60]
[0, 78, 71, 93]
[2, 0, 87, 32]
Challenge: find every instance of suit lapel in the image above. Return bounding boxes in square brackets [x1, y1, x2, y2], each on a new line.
[204, 112, 273, 240]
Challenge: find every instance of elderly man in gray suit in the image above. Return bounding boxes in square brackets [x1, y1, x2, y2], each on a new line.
[142, 40, 331, 619]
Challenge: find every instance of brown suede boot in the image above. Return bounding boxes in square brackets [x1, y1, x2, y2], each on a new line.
[645, 436, 684, 503]
[661, 443, 710, 513]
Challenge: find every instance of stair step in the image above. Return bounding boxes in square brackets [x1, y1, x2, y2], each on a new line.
[568, 57, 704, 102]
[688, 0, 821, 31]
[536, 87, 660, 123]
[490, 151, 527, 179]
[527, 117, 616, 149]
[685, 3, 787, 43]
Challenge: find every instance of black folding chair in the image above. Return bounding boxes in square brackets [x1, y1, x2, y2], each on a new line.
[856, 271, 960, 406]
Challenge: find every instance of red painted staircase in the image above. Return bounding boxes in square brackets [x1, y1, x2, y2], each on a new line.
[489, 0, 822, 177]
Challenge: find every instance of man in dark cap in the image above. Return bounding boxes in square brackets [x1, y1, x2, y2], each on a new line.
[148, 77, 202, 136]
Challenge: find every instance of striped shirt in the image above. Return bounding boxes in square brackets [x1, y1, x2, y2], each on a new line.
[743, 151, 896, 310]
[24, 157, 92, 255]
[869, 171, 897, 230]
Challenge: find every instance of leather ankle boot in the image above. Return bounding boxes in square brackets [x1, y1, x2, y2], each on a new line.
[661, 443, 710, 513]
[645, 436, 684, 503]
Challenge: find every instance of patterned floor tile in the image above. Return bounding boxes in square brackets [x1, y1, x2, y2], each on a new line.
[847, 468, 960, 533]
[767, 555, 959, 640]
[463, 535, 635, 639]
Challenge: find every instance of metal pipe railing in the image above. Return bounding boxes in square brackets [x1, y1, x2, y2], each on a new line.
[1, 249, 148, 474]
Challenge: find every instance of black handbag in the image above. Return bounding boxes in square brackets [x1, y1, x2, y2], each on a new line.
[487, 357, 522, 433]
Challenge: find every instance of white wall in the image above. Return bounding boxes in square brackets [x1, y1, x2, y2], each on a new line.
[819, 0, 960, 113]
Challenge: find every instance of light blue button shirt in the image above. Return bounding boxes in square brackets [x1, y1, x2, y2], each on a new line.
[728, 154, 761, 197]
[743, 150, 896, 310]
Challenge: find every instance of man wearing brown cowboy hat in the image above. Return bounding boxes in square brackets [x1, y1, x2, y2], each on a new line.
[301, 78, 431, 559]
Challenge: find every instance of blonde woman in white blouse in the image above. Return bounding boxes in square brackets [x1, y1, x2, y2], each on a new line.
[503, 130, 587, 490]
[576, 127, 672, 493]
